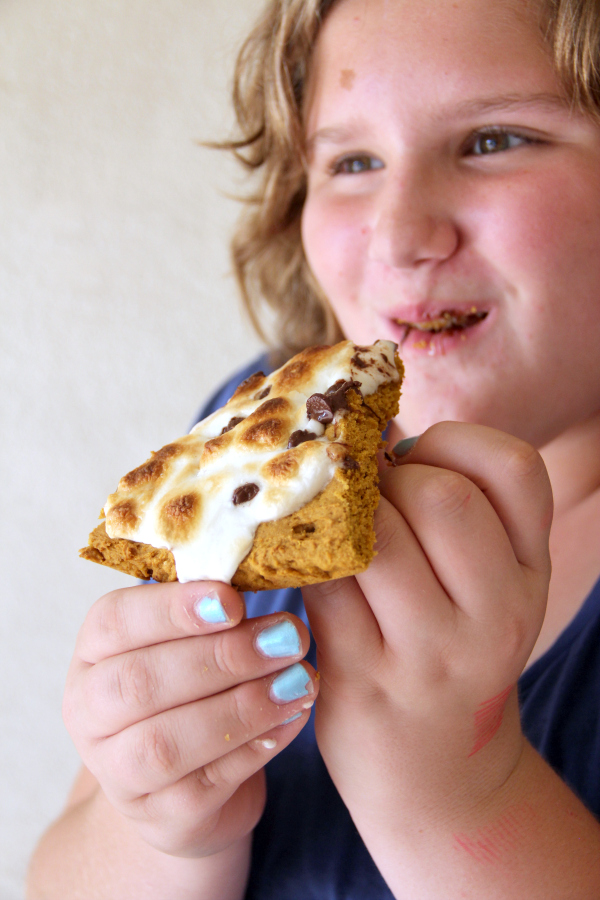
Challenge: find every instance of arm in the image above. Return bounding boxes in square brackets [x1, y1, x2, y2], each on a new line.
[356, 726, 600, 899]
[27, 769, 252, 900]
[27, 581, 319, 900]
[304, 421, 600, 898]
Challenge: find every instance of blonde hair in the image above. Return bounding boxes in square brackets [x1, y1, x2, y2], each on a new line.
[224, 0, 600, 358]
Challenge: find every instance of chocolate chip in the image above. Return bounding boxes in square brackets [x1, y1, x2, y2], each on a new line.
[232, 483, 260, 505]
[351, 354, 369, 369]
[306, 393, 334, 424]
[381, 353, 389, 364]
[287, 429, 317, 449]
[306, 379, 363, 423]
[342, 456, 359, 470]
[255, 385, 271, 400]
[324, 379, 362, 412]
[221, 416, 245, 434]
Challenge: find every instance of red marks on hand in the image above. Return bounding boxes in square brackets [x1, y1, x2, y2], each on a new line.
[453, 802, 537, 865]
[468, 685, 514, 757]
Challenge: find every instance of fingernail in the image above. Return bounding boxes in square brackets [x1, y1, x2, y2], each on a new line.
[270, 663, 312, 704]
[280, 712, 303, 725]
[254, 737, 277, 749]
[256, 620, 301, 659]
[193, 592, 228, 624]
[392, 435, 420, 458]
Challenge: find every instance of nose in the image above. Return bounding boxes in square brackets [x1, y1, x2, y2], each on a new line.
[368, 168, 459, 269]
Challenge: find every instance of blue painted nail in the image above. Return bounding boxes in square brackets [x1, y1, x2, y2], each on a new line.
[280, 712, 303, 725]
[193, 592, 228, 624]
[392, 435, 420, 457]
[256, 620, 301, 659]
[270, 663, 312, 704]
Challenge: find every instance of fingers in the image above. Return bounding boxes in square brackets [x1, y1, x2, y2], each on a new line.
[76, 613, 311, 735]
[303, 574, 391, 687]
[75, 581, 246, 664]
[305, 422, 552, 677]
[96, 661, 318, 801]
[367, 466, 523, 625]
[136, 721, 305, 855]
[303, 496, 457, 676]
[387, 422, 553, 575]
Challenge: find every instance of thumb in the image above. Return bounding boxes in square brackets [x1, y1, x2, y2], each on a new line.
[302, 575, 382, 684]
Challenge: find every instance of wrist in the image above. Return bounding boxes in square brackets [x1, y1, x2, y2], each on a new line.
[349, 688, 524, 829]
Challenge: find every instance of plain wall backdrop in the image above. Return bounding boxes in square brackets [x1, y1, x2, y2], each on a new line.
[0, 1, 265, 895]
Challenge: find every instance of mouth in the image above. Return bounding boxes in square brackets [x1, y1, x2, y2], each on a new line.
[394, 307, 489, 342]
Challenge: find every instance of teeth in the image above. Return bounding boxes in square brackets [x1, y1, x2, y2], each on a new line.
[394, 308, 488, 334]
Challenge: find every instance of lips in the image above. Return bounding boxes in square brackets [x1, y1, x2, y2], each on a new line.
[393, 307, 488, 339]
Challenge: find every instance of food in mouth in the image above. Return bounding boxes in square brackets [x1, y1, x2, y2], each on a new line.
[80, 340, 403, 591]
[394, 308, 488, 340]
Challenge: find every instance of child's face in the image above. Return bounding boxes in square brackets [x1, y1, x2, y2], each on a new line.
[301, 0, 600, 447]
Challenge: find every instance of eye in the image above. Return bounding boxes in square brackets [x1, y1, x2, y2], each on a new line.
[332, 153, 384, 174]
[467, 129, 532, 156]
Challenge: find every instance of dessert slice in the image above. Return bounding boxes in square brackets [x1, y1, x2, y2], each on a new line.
[80, 340, 403, 591]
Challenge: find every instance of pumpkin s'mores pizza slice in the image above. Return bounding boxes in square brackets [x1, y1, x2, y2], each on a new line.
[80, 340, 403, 591]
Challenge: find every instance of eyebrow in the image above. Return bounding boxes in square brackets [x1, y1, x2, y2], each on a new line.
[305, 125, 360, 154]
[305, 92, 573, 153]
[449, 92, 572, 119]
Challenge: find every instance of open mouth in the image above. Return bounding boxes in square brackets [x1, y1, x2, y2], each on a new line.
[394, 308, 488, 342]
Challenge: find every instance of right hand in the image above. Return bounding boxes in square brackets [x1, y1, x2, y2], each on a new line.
[63, 581, 318, 857]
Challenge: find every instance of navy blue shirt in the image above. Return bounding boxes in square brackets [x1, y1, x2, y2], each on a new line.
[197, 356, 600, 899]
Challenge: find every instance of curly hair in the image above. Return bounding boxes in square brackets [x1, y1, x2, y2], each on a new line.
[222, 0, 600, 360]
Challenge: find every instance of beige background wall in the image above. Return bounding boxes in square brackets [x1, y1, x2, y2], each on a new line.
[0, 2, 264, 896]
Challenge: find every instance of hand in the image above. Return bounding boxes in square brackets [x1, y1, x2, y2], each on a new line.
[63, 581, 318, 858]
[303, 422, 552, 840]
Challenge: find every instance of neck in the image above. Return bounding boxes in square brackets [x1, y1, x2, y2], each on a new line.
[539, 410, 600, 520]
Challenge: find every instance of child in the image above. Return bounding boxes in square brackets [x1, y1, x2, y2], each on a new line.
[27, 0, 600, 896]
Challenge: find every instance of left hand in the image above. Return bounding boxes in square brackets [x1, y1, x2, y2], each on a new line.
[302, 421, 552, 843]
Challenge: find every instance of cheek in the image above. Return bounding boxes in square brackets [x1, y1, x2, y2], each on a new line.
[476, 168, 600, 312]
[301, 194, 368, 302]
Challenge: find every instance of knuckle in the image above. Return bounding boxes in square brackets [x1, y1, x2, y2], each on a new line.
[112, 652, 160, 714]
[227, 686, 255, 738]
[496, 612, 531, 663]
[76, 667, 110, 733]
[374, 501, 400, 557]
[418, 470, 472, 518]
[502, 439, 546, 484]
[194, 760, 225, 792]
[210, 633, 239, 681]
[91, 590, 132, 650]
[195, 751, 246, 796]
[134, 719, 181, 781]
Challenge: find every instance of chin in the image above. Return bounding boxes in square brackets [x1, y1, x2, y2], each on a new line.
[396, 391, 532, 442]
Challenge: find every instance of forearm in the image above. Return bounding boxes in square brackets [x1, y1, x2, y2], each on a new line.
[361, 740, 600, 899]
[26, 785, 251, 900]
